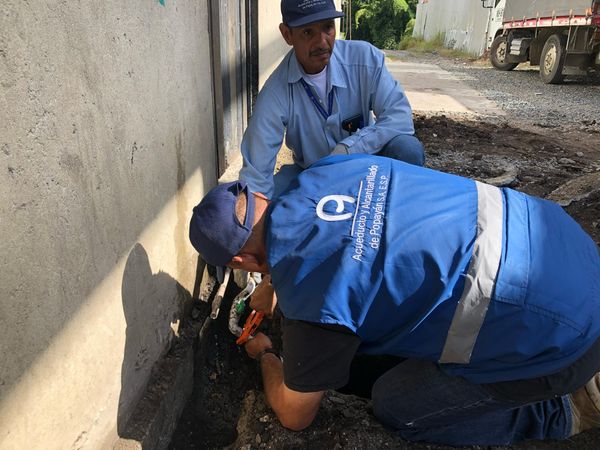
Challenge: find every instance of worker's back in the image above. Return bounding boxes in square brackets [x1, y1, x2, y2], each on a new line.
[267, 154, 600, 384]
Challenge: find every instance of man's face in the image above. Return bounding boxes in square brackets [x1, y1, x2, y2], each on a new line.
[280, 19, 336, 74]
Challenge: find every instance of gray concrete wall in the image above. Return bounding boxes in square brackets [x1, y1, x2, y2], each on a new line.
[414, 0, 494, 56]
[258, 3, 292, 90]
[0, 1, 217, 448]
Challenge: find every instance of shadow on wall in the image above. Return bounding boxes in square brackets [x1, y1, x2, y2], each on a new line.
[117, 243, 191, 434]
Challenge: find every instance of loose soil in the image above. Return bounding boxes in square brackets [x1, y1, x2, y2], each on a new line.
[417, 115, 600, 247]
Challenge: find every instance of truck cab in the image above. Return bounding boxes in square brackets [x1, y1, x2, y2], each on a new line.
[486, 0, 506, 49]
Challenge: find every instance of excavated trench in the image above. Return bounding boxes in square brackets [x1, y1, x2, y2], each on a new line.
[169, 115, 600, 450]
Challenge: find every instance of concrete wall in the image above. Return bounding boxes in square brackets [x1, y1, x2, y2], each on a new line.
[0, 1, 217, 448]
[258, 3, 293, 89]
[414, 0, 494, 56]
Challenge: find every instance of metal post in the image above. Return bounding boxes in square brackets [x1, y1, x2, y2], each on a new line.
[349, 0, 352, 40]
[208, 0, 226, 179]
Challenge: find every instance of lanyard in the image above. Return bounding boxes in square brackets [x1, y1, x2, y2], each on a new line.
[300, 78, 333, 121]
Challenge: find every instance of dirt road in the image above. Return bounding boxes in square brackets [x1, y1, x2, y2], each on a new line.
[169, 53, 600, 450]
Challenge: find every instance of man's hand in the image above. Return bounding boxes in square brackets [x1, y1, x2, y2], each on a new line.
[244, 332, 273, 359]
[330, 143, 349, 155]
[249, 275, 277, 318]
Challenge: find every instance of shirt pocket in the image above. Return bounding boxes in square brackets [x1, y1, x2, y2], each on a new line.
[493, 190, 529, 306]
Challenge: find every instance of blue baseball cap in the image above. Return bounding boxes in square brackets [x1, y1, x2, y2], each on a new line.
[281, 0, 344, 27]
[189, 181, 255, 267]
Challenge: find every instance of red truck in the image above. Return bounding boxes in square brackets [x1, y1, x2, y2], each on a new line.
[489, 0, 600, 83]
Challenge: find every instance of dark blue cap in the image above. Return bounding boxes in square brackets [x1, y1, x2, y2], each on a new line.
[281, 0, 344, 27]
[189, 181, 255, 267]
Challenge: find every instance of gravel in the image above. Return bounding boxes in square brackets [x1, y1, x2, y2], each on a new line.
[402, 51, 600, 133]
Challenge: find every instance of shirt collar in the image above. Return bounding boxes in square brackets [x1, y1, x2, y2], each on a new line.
[328, 47, 346, 89]
[287, 44, 347, 89]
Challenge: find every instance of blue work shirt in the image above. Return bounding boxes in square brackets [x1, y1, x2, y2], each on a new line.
[239, 40, 414, 198]
[267, 155, 600, 384]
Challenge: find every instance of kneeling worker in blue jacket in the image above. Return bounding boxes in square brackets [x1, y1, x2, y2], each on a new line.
[189, 154, 600, 446]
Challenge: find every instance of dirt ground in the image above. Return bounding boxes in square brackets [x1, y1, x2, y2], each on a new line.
[417, 115, 600, 247]
[169, 67, 600, 449]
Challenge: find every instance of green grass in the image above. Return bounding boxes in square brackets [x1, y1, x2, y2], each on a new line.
[398, 32, 477, 60]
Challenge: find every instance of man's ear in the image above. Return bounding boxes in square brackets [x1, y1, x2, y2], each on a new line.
[279, 23, 293, 46]
[229, 253, 263, 273]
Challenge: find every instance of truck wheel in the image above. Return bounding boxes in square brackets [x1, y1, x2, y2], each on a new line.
[490, 36, 518, 71]
[540, 34, 567, 84]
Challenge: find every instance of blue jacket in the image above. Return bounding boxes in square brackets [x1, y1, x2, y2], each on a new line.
[267, 155, 600, 383]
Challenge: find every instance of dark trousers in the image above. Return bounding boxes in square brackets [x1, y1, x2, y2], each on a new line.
[338, 337, 600, 445]
[376, 133, 425, 166]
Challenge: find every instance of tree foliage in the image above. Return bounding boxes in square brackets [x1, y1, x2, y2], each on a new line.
[344, 0, 418, 49]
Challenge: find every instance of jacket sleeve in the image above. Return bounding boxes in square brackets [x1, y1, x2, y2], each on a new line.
[239, 80, 288, 199]
[339, 49, 414, 155]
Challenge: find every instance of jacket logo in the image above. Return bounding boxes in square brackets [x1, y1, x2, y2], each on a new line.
[316, 195, 355, 221]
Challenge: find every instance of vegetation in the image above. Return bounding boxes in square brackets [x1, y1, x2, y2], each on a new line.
[399, 31, 446, 51]
[340, 1, 475, 59]
[398, 32, 477, 60]
[341, 0, 418, 49]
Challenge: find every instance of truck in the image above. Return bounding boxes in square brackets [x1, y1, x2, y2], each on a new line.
[488, 0, 600, 83]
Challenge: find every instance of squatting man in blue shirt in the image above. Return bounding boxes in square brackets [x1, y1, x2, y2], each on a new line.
[189, 154, 600, 446]
[239, 0, 424, 199]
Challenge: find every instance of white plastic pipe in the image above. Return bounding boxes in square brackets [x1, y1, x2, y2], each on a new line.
[210, 267, 231, 319]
